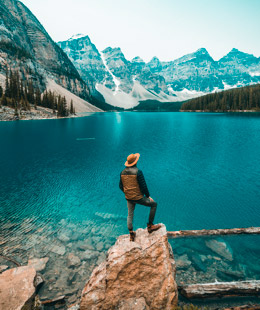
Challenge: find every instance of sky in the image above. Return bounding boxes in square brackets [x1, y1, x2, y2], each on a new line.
[20, 0, 260, 62]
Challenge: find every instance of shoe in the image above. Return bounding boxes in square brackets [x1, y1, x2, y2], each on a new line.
[129, 231, 136, 242]
[147, 223, 161, 234]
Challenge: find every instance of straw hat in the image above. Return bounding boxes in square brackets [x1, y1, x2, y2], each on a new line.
[125, 153, 140, 167]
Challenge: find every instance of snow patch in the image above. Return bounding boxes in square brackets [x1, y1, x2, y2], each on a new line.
[249, 71, 260, 77]
[96, 81, 180, 109]
[222, 81, 237, 90]
[68, 34, 87, 41]
[170, 88, 206, 101]
[96, 83, 137, 109]
[100, 52, 121, 94]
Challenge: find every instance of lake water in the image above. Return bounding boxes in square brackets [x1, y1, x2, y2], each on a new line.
[1, 112, 260, 306]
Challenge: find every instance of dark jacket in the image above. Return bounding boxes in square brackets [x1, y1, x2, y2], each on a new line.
[119, 166, 150, 200]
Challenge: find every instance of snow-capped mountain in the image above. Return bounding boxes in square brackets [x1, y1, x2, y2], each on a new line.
[58, 35, 260, 109]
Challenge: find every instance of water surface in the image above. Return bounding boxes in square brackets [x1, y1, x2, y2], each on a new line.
[1, 112, 260, 305]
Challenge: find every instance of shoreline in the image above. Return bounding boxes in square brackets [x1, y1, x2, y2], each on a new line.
[0, 106, 101, 122]
[180, 109, 260, 113]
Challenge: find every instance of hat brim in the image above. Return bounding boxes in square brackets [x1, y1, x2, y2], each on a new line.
[125, 153, 140, 167]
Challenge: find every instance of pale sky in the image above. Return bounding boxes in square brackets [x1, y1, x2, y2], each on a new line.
[20, 0, 260, 62]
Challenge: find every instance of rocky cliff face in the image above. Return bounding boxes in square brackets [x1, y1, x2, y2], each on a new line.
[0, 0, 100, 112]
[59, 34, 260, 109]
[80, 224, 178, 310]
[58, 34, 114, 94]
[217, 48, 260, 87]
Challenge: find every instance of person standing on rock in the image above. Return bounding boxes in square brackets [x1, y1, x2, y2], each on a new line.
[119, 153, 161, 242]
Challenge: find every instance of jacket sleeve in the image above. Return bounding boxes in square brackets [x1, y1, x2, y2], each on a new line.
[119, 173, 124, 192]
[137, 170, 150, 198]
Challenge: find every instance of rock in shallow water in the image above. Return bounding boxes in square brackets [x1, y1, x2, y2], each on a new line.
[205, 239, 233, 261]
[175, 254, 192, 269]
[79, 250, 100, 260]
[0, 266, 39, 310]
[51, 244, 66, 256]
[67, 253, 81, 267]
[80, 224, 178, 310]
[28, 257, 49, 271]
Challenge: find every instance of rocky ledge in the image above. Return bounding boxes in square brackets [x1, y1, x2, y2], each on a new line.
[80, 224, 178, 310]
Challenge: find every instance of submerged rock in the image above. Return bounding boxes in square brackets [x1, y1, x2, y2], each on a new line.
[67, 253, 81, 268]
[79, 250, 99, 260]
[0, 266, 40, 310]
[76, 239, 95, 251]
[175, 254, 192, 269]
[80, 224, 178, 310]
[50, 244, 66, 256]
[205, 239, 233, 261]
[191, 253, 207, 272]
[28, 257, 49, 271]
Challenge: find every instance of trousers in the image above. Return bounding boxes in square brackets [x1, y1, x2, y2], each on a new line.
[127, 197, 157, 231]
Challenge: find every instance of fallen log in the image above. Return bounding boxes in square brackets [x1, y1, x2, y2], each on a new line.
[224, 305, 260, 310]
[41, 295, 66, 306]
[167, 227, 260, 238]
[179, 280, 260, 299]
[0, 254, 21, 267]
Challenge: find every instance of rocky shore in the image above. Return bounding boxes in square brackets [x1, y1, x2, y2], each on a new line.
[1, 219, 260, 309]
[0, 224, 178, 310]
[0, 105, 88, 121]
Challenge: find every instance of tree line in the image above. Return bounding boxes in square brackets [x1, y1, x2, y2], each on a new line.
[181, 84, 260, 112]
[0, 68, 75, 117]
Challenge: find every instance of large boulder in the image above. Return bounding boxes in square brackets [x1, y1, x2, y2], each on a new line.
[80, 224, 178, 310]
[0, 266, 39, 310]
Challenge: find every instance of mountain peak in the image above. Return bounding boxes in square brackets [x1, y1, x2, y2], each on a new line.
[195, 48, 209, 55]
[220, 48, 257, 60]
[102, 47, 122, 54]
[148, 56, 161, 64]
[131, 56, 145, 63]
[230, 48, 240, 53]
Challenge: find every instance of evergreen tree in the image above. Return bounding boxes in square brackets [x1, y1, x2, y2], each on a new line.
[35, 88, 41, 107]
[2, 68, 74, 116]
[1, 94, 8, 106]
[70, 100, 74, 114]
[5, 67, 10, 98]
[181, 84, 260, 112]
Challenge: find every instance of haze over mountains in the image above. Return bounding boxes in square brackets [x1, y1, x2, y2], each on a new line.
[0, 0, 260, 111]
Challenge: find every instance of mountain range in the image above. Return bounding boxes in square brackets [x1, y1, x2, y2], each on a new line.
[0, 0, 260, 111]
[58, 34, 260, 109]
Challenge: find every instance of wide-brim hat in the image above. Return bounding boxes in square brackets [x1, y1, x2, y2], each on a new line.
[125, 153, 140, 167]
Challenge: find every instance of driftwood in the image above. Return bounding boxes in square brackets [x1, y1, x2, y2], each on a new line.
[179, 280, 260, 299]
[0, 254, 21, 267]
[224, 305, 260, 310]
[41, 295, 66, 305]
[167, 227, 260, 238]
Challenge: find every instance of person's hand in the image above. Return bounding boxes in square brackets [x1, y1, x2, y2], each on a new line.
[149, 197, 154, 202]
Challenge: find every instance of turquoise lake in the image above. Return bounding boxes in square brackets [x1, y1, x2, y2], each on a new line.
[1, 112, 260, 305]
